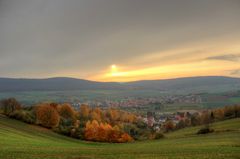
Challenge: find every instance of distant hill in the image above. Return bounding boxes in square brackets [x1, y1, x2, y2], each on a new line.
[0, 77, 126, 91]
[0, 76, 240, 93]
[125, 76, 240, 93]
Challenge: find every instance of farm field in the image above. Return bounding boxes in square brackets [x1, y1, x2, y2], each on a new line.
[0, 114, 239, 159]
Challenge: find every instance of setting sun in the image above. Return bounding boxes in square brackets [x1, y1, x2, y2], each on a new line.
[111, 64, 117, 71]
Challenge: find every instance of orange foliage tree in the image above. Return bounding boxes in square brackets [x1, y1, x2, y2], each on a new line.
[105, 108, 137, 124]
[84, 120, 133, 143]
[58, 103, 75, 119]
[36, 103, 60, 128]
[79, 104, 90, 119]
[90, 107, 103, 122]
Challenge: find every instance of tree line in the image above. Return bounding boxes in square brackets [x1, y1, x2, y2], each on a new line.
[0, 98, 160, 142]
[0, 98, 239, 142]
[163, 105, 240, 132]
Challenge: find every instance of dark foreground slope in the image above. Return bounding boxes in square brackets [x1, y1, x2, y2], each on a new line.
[0, 114, 239, 159]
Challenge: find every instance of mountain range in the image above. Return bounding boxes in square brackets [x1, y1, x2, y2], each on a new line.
[0, 76, 240, 93]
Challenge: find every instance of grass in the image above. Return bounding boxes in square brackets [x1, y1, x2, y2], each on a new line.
[0, 115, 240, 159]
[229, 97, 240, 103]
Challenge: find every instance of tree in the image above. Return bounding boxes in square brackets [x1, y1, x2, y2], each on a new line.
[176, 120, 186, 129]
[106, 108, 120, 122]
[214, 108, 225, 120]
[84, 120, 99, 141]
[1, 98, 21, 115]
[164, 120, 175, 132]
[90, 107, 103, 122]
[58, 103, 75, 119]
[79, 104, 90, 119]
[190, 114, 201, 126]
[36, 103, 60, 128]
[119, 133, 133, 142]
[84, 120, 133, 143]
[224, 106, 239, 119]
[201, 112, 211, 125]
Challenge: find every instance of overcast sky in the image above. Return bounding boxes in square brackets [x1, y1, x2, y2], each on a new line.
[0, 0, 240, 81]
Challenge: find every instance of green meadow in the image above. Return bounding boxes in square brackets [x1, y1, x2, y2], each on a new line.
[0, 115, 239, 159]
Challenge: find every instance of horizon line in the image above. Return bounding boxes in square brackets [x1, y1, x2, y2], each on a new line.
[0, 75, 239, 83]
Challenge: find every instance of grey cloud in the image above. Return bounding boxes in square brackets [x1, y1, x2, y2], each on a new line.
[206, 54, 240, 62]
[0, 0, 240, 78]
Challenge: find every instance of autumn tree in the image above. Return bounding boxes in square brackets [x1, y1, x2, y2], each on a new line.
[84, 120, 133, 143]
[58, 103, 75, 119]
[0, 98, 21, 115]
[213, 108, 225, 120]
[105, 108, 137, 124]
[79, 104, 90, 120]
[119, 133, 133, 142]
[85, 120, 99, 141]
[106, 108, 120, 122]
[90, 107, 103, 122]
[164, 120, 175, 132]
[36, 103, 60, 128]
[200, 112, 211, 125]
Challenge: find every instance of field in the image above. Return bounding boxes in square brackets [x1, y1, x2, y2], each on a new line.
[0, 115, 239, 159]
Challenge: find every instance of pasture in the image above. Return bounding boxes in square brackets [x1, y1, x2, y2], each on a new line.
[0, 115, 239, 159]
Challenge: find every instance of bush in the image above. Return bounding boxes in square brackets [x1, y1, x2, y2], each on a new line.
[123, 123, 139, 139]
[9, 110, 36, 124]
[36, 103, 60, 128]
[54, 117, 74, 135]
[197, 126, 214, 134]
[154, 132, 164, 139]
[70, 127, 85, 139]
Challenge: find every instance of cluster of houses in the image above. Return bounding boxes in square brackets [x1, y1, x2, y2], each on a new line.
[142, 110, 202, 131]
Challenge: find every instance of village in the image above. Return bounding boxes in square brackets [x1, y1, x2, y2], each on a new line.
[70, 94, 207, 132]
[142, 110, 205, 132]
[72, 94, 202, 108]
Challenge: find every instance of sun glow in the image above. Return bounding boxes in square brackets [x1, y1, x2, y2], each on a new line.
[111, 65, 117, 71]
[96, 59, 239, 82]
[89, 42, 240, 82]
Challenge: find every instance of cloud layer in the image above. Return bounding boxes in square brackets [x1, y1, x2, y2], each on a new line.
[0, 0, 240, 81]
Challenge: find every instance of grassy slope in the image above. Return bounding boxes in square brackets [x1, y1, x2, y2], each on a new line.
[0, 115, 239, 159]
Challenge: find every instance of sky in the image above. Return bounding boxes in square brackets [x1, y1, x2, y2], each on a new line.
[0, 0, 240, 82]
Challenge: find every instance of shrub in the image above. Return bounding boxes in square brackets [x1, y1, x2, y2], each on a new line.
[1, 98, 21, 115]
[197, 126, 214, 134]
[119, 133, 133, 142]
[123, 123, 140, 139]
[54, 117, 74, 135]
[70, 127, 85, 139]
[9, 110, 36, 124]
[36, 103, 60, 128]
[154, 132, 164, 139]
